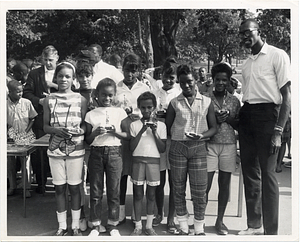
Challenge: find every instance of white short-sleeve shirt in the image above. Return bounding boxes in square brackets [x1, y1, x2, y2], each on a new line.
[85, 106, 127, 146]
[91, 60, 124, 88]
[115, 80, 150, 112]
[241, 43, 291, 104]
[130, 120, 167, 158]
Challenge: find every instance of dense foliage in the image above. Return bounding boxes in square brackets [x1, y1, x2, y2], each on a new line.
[6, 9, 291, 67]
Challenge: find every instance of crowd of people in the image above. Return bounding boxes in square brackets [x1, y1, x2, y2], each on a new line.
[7, 18, 291, 237]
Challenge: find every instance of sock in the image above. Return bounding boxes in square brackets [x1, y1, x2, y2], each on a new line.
[91, 220, 101, 229]
[107, 219, 119, 227]
[145, 214, 154, 229]
[71, 209, 81, 229]
[177, 214, 189, 233]
[57, 210, 67, 230]
[194, 218, 205, 234]
[119, 205, 125, 221]
[135, 220, 142, 229]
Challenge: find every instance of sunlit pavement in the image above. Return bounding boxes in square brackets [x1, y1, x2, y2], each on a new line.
[5, 156, 295, 241]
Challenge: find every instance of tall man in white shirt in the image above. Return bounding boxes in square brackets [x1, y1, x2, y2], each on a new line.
[88, 44, 124, 88]
[237, 19, 291, 235]
[23, 45, 59, 193]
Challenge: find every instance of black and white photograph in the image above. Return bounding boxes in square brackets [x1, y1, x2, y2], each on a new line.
[1, 0, 299, 241]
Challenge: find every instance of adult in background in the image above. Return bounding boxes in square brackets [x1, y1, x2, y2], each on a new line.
[88, 44, 124, 88]
[237, 18, 291, 235]
[23, 45, 59, 193]
[197, 67, 213, 95]
[109, 53, 123, 72]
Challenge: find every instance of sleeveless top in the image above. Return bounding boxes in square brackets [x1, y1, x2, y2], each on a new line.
[47, 92, 85, 158]
[170, 92, 211, 141]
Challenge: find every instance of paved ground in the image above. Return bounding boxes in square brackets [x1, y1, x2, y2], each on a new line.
[4, 156, 297, 241]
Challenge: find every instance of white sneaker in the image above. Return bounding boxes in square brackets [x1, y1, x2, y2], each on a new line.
[79, 218, 87, 232]
[110, 229, 121, 236]
[238, 227, 264, 235]
[88, 229, 99, 237]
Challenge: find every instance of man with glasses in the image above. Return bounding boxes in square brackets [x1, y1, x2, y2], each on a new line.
[237, 18, 291, 235]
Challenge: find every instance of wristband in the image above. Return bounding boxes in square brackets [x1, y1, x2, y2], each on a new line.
[274, 125, 283, 132]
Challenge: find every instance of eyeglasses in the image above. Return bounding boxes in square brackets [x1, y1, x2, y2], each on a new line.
[238, 28, 258, 38]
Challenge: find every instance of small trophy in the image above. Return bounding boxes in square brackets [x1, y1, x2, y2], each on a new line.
[156, 97, 166, 118]
[105, 111, 113, 131]
[123, 95, 133, 114]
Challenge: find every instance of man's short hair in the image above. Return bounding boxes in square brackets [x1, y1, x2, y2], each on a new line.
[240, 18, 260, 29]
[42, 45, 58, 57]
[12, 62, 28, 75]
[89, 44, 103, 56]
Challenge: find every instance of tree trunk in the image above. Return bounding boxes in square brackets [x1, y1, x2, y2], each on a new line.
[145, 13, 153, 69]
[137, 13, 146, 57]
[150, 10, 179, 67]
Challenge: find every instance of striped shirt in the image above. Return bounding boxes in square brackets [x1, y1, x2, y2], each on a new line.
[170, 92, 211, 141]
[47, 92, 85, 158]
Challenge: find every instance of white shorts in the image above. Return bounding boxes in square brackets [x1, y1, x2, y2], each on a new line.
[49, 156, 84, 185]
[207, 143, 237, 173]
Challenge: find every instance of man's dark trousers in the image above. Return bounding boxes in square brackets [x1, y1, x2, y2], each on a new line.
[239, 102, 279, 235]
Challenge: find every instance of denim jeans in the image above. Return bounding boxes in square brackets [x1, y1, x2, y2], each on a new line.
[239, 102, 279, 235]
[88, 146, 122, 224]
[169, 140, 207, 221]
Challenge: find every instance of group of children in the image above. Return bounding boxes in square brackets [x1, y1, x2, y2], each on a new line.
[7, 49, 242, 237]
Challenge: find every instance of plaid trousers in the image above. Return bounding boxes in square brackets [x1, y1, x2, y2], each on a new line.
[169, 140, 207, 221]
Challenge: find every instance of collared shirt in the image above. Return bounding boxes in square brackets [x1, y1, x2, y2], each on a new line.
[91, 60, 124, 88]
[170, 92, 211, 141]
[152, 87, 182, 110]
[7, 97, 37, 133]
[241, 43, 291, 104]
[209, 91, 240, 144]
[115, 80, 150, 112]
[44, 66, 55, 93]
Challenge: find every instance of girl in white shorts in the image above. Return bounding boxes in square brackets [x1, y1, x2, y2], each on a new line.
[43, 61, 87, 236]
